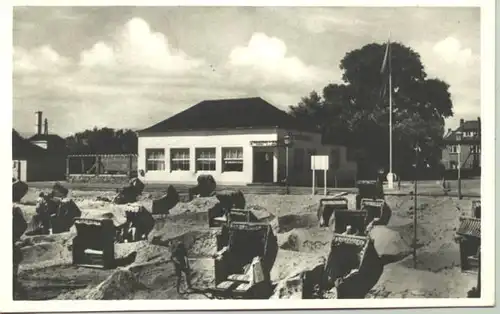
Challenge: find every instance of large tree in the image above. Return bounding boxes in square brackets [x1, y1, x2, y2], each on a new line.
[289, 42, 453, 179]
[65, 127, 138, 154]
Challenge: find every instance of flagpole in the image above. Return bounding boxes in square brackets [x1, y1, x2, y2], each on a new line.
[388, 38, 394, 190]
[387, 32, 394, 189]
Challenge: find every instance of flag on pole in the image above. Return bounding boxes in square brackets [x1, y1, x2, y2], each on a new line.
[380, 39, 391, 74]
[378, 38, 391, 103]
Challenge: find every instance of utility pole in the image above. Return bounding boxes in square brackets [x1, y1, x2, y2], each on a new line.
[284, 134, 292, 195]
[413, 142, 421, 269]
[386, 36, 394, 190]
[456, 131, 463, 199]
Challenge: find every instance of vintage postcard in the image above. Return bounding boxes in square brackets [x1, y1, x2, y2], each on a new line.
[1, 0, 495, 312]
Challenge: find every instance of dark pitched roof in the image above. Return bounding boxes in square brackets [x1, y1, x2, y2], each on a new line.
[28, 133, 67, 153]
[444, 132, 480, 144]
[29, 134, 65, 142]
[459, 120, 480, 131]
[443, 119, 481, 144]
[138, 97, 317, 134]
[12, 130, 47, 159]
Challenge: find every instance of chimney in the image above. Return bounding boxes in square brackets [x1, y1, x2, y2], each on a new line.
[35, 111, 43, 135]
[44, 118, 49, 135]
[459, 119, 464, 127]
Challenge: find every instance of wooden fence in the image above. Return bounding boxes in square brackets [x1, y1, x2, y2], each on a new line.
[67, 154, 138, 182]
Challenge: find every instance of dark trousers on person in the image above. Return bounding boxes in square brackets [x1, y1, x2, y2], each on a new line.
[175, 264, 191, 293]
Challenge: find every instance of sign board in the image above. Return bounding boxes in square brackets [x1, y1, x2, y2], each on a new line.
[311, 155, 329, 170]
[250, 140, 278, 147]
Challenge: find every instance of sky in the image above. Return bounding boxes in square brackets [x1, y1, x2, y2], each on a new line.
[12, 6, 480, 137]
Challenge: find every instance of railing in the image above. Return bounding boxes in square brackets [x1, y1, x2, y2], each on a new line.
[66, 154, 138, 181]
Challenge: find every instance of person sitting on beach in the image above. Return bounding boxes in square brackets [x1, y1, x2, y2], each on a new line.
[342, 225, 354, 235]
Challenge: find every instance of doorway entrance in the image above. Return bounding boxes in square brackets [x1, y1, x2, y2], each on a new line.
[253, 151, 274, 183]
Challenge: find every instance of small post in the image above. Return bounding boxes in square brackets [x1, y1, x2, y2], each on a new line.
[284, 134, 293, 195]
[324, 169, 327, 196]
[96, 155, 101, 176]
[312, 170, 315, 195]
[456, 131, 463, 200]
[66, 156, 70, 179]
[285, 145, 289, 194]
[413, 142, 421, 269]
[128, 155, 134, 178]
[80, 157, 85, 174]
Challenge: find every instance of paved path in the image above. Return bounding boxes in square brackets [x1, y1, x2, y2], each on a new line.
[26, 180, 480, 198]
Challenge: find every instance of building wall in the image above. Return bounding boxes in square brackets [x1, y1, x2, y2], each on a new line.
[138, 129, 278, 185]
[43, 155, 68, 181]
[31, 140, 48, 149]
[442, 143, 481, 170]
[12, 160, 27, 182]
[275, 129, 357, 186]
[16, 155, 67, 182]
[138, 128, 357, 186]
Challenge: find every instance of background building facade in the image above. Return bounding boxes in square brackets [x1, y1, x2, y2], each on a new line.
[138, 97, 357, 186]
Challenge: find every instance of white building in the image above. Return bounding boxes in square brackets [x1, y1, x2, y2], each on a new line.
[137, 97, 357, 186]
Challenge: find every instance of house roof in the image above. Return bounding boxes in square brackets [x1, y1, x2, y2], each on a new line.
[28, 133, 67, 153]
[443, 119, 481, 144]
[459, 120, 480, 131]
[444, 132, 480, 144]
[29, 134, 65, 142]
[12, 130, 47, 159]
[138, 97, 317, 134]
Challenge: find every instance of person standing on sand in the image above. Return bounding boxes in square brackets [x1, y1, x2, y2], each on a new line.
[438, 162, 447, 190]
[171, 241, 192, 294]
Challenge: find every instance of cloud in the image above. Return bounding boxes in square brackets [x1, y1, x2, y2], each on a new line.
[79, 17, 204, 73]
[13, 45, 70, 73]
[13, 8, 479, 136]
[226, 32, 331, 86]
[431, 36, 476, 67]
[412, 36, 480, 128]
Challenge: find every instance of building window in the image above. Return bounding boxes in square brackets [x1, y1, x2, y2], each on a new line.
[170, 148, 190, 171]
[449, 160, 457, 170]
[222, 147, 243, 172]
[449, 145, 458, 153]
[146, 149, 165, 171]
[196, 148, 216, 171]
[294, 148, 305, 171]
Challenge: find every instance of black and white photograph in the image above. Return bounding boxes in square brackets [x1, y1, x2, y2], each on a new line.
[2, 0, 496, 312]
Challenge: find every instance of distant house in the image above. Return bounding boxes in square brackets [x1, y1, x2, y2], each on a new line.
[137, 97, 357, 186]
[442, 117, 481, 175]
[12, 112, 67, 182]
[12, 130, 47, 181]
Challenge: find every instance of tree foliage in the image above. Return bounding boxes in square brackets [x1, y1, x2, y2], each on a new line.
[289, 42, 453, 178]
[65, 127, 138, 154]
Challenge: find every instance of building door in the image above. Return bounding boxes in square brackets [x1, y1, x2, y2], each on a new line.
[253, 151, 274, 183]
